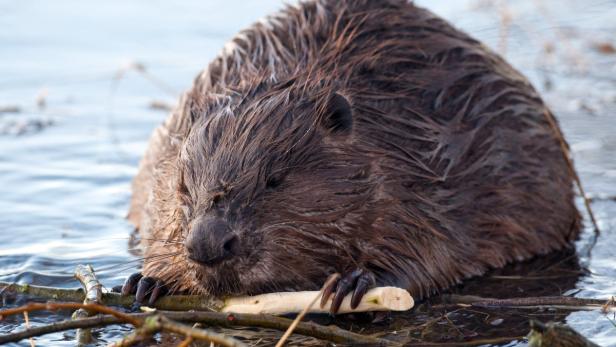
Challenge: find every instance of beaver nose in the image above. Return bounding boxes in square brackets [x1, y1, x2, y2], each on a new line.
[185, 218, 239, 266]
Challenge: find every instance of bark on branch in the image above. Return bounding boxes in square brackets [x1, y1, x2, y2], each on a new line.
[0, 305, 393, 346]
[0, 280, 223, 311]
[73, 264, 104, 345]
[109, 314, 247, 347]
[440, 294, 615, 311]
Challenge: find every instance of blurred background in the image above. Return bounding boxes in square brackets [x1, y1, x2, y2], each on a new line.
[1, 0, 615, 345]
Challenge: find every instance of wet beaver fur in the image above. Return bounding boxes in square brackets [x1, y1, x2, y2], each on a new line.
[124, 0, 581, 311]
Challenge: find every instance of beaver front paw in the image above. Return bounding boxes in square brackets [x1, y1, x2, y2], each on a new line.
[115, 272, 168, 307]
[319, 268, 376, 315]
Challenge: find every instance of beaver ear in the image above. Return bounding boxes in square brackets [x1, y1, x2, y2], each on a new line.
[321, 93, 353, 136]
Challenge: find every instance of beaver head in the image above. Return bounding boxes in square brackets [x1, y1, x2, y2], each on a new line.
[168, 81, 379, 296]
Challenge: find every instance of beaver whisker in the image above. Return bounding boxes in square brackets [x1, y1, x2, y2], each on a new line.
[95, 253, 183, 275]
[139, 237, 184, 245]
[127, 251, 183, 261]
[125, 242, 182, 253]
[94, 259, 149, 273]
[154, 259, 189, 294]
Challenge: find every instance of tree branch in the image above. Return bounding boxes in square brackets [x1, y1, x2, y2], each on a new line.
[0, 281, 223, 311]
[109, 314, 247, 347]
[441, 294, 613, 310]
[73, 264, 104, 345]
[0, 308, 393, 346]
[0, 314, 121, 345]
[0, 302, 141, 326]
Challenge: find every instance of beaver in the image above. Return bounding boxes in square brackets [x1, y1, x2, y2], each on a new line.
[122, 0, 581, 313]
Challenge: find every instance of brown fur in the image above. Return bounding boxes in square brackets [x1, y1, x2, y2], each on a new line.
[128, 0, 581, 298]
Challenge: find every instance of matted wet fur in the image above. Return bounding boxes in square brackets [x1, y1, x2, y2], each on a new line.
[128, 0, 581, 299]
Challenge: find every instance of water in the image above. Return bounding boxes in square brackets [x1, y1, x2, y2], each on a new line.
[1, 0, 615, 346]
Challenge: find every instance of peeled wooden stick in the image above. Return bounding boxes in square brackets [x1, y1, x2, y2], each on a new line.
[276, 274, 338, 347]
[74, 265, 102, 305]
[222, 286, 413, 315]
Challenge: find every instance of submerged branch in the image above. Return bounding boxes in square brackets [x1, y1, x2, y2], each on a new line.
[441, 294, 615, 311]
[528, 320, 600, 347]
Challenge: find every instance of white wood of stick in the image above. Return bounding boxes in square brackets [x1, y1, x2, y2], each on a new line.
[221, 286, 413, 315]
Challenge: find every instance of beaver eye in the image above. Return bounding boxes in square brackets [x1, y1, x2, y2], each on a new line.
[266, 175, 283, 189]
[211, 194, 222, 207]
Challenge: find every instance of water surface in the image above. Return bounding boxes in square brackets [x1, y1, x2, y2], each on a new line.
[1, 0, 615, 345]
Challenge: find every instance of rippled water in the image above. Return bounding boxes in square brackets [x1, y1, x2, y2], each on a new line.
[1, 0, 615, 346]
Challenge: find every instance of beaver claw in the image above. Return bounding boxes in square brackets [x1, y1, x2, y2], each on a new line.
[320, 268, 376, 314]
[119, 272, 167, 307]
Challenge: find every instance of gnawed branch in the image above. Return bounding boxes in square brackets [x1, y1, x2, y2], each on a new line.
[73, 264, 104, 345]
[223, 286, 413, 315]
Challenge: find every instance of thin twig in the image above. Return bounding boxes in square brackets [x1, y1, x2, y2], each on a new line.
[108, 328, 150, 347]
[0, 302, 246, 347]
[159, 315, 246, 347]
[0, 309, 392, 345]
[588, 195, 616, 203]
[177, 335, 193, 347]
[404, 336, 526, 346]
[112, 62, 178, 97]
[0, 314, 122, 344]
[176, 322, 201, 347]
[109, 314, 246, 347]
[602, 296, 616, 314]
[497, 0, 512, 55]
[0, 302, 141, 326]
[170, 311, 392, 345]
[23, 311, 35, 347]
